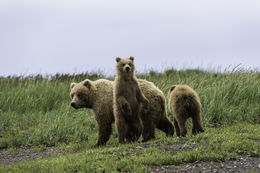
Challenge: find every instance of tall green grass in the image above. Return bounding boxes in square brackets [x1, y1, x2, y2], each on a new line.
[0, 69, 259, 148]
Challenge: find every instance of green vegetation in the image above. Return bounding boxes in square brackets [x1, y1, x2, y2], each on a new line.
[0, 69, 260, 172]
[0, 123, 259, 172]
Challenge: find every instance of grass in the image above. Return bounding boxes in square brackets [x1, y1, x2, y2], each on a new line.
[0, 123, 259, 172]
[0, 68, 260, 172]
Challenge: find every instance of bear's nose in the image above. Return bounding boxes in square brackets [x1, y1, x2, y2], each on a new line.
[126, 66, 130, 72]
[71, 102, 77, 109]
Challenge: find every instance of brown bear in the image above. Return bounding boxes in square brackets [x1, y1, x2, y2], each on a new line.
[168, 85, 204, 137]
[138, 79, 174, 141]
[70, 79, 114, 146]
[113, 56, 149, 143]
[70, 79, 174, 146]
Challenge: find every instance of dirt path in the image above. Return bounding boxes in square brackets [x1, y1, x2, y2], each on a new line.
[0, 146, 65, 164]
[1, 141, 260, 173]
[150, 154, 260, 173]
[0, 139, 198, 165]
[140, 140, 260, 173]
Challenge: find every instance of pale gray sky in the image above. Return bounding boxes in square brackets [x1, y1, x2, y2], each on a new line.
[0, 0, 260, 76]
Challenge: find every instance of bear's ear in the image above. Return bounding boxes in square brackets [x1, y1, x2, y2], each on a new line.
[129, 56, 134, 61]
[116, 57, 121, 63]
[170, 85, 177, 92]
[70, 83, 76, 89]
[83, 79, 92, 89]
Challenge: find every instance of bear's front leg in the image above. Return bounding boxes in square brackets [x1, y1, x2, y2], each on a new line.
[95, 122, 112, 147]
[117, 96, 132, 118]
[136, 86, 149, 107]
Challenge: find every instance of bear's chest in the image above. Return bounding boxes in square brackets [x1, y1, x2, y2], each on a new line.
[120, 81, 137, 96]
[119, 80, 139, 111]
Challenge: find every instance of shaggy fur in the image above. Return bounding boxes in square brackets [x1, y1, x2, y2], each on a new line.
[70, 78, 174, 146]
[168, 85, 204, 137]
[113, 56, 149, 143]
[138, 79, 174, 141]
[70, 79, 114, 146]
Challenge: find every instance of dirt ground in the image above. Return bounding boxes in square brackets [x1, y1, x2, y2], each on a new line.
[0, 146, 65, 164]
[0, 140, 260, 173]
[150, 154, 260, 173]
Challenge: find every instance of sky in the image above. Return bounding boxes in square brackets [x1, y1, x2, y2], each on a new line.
[0, 0, 260, 77]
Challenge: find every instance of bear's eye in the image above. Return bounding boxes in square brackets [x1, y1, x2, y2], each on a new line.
[71, 94, 74, 98]
[77, 93, 81, 97]
[122, 64, 125, 66]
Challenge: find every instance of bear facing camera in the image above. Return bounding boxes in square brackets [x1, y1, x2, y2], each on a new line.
[113, 56, 149, 144]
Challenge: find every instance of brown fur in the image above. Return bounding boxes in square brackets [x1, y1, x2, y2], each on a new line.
[138, 79, 174, 141]
[113, 56, 149, 143]
[70, 78, 174, 146]
[168, 85, 204, 137]
[70, 79, 114, 146]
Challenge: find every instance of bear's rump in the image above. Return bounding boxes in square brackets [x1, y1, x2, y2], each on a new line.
[175, 95, 199, 117]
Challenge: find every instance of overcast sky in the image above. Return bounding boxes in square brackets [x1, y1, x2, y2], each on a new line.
[0, 0, 260, 76]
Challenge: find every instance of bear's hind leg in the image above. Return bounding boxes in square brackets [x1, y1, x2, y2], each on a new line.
[157, 117, 175, 136]
[116, 117, 128, 144]
[132, 117, 143, 142]
[125, 118, 143, 143]
[173, 118, 180, 137]
[192, 112, 204, 135]
[191, 115, 198, 134]
[177, 117, 187, 137]
[126, 129, 135, 142]
[142, 122, 155, 142]
[141, 113, 155, 142]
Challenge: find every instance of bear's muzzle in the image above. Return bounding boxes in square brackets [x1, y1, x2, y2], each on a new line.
[71, 102, 78, 109]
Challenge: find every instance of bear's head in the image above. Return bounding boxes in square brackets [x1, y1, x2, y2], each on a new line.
[70, 79, 94, 109]
[115, 56, 135, 76]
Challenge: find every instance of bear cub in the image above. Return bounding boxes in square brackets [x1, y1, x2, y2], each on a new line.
[168, 85, 204, 137]
[113, 56, 149, 143]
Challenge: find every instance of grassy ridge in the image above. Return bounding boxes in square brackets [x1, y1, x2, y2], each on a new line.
[0, 69, 260, 148]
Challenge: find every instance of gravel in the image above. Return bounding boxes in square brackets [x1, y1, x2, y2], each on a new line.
[150, 154, 260, 173]
[0, 146, 65, 164]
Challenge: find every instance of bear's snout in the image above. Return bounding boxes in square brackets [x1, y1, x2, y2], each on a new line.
[125, 66, 131, 72]
[71, 102, 78, 109]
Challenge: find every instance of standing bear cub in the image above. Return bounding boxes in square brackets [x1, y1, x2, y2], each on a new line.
[168, 85, 204, 137]
[113, 56, 149, 143]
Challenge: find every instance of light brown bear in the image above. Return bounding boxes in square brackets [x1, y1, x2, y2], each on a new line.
[113, 56, 149, 143]
[70, 79, 174, 146]
[70, 79, 114, 146]
[168, 85, 204, 137]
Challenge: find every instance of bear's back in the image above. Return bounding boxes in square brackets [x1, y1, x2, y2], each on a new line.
[171, 85, 201, 113]
[94, 79, 114, 117]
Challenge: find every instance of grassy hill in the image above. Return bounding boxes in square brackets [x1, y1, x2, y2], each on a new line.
[0, 69, 260, 172]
